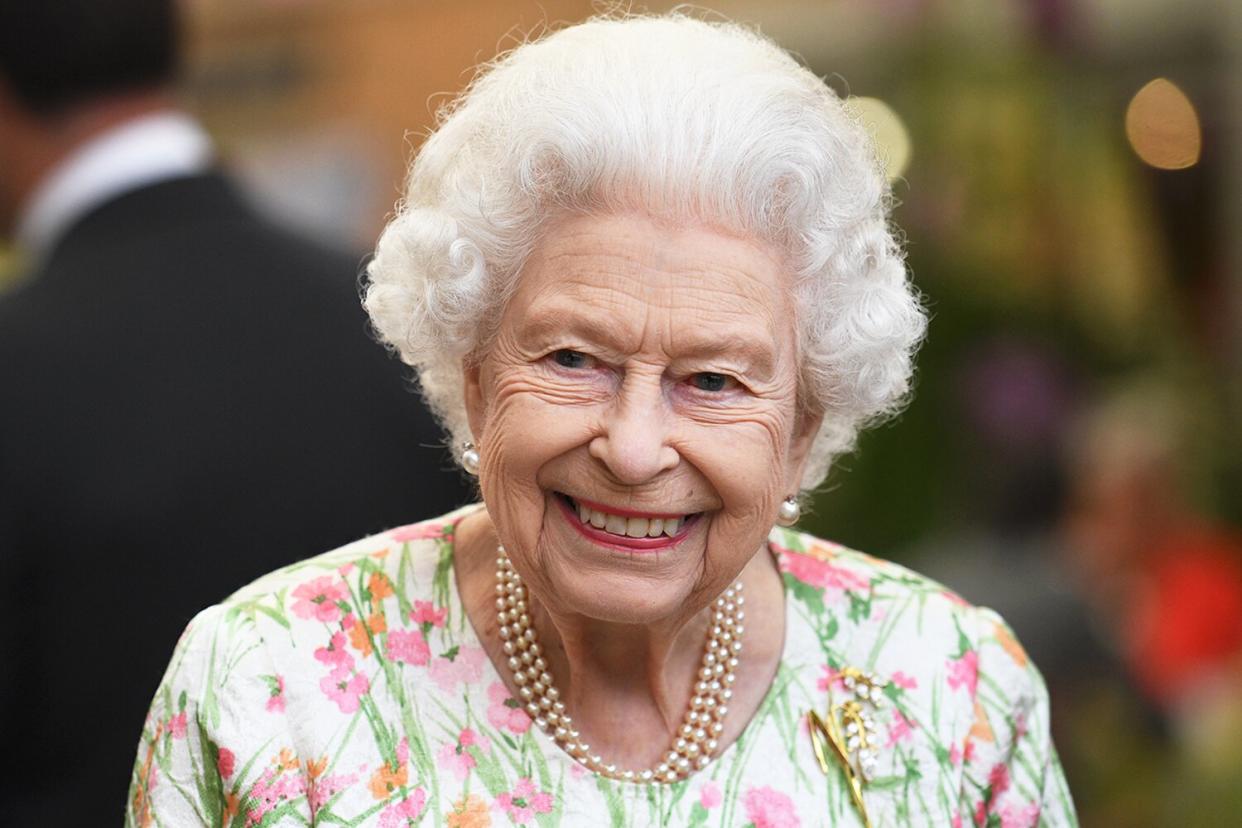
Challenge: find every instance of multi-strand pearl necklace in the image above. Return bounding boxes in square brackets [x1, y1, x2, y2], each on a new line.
[494, 547, 744, 784]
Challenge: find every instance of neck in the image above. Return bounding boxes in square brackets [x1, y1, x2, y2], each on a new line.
[1, 89, 174, 237]
[455, 507, 785, 771]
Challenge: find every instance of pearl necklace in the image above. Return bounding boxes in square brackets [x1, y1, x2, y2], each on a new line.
[494, 547, 744, 784]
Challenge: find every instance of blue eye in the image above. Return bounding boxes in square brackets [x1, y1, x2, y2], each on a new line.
[691, 372, 731, 392]
[552, 349, 591, 369]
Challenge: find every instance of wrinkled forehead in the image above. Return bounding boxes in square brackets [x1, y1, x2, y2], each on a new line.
[505, 213, 796, 355]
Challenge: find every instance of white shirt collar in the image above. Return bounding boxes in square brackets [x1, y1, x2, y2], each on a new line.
[14, 111, 213, 258]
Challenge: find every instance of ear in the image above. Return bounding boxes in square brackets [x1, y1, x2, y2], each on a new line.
[462, 358, 486, 443]
[784, 407, 824, 494]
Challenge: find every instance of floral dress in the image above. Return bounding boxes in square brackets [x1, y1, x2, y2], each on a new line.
[127, 506, 1076, 827]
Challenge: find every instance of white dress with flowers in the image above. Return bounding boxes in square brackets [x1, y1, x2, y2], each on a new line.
[127, 506, 1076, 827]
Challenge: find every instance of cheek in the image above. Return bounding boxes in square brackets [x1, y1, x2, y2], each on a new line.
[475, 367, 601, 554]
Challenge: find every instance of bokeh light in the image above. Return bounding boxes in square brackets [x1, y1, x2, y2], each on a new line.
[1125, 78, 1201, 170]
[846, 96, 912, 181]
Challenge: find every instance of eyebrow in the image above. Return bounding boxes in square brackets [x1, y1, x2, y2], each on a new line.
[519, 306, 778, 379]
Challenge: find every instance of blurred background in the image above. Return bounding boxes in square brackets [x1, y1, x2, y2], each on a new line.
[2, 0, 1238, 824]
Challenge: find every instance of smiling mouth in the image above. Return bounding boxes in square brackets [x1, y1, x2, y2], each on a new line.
[555, 492, 700, 542]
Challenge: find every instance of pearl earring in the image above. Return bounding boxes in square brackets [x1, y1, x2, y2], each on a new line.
[461, 441, 480, 475]
[776, 496, 800, 526]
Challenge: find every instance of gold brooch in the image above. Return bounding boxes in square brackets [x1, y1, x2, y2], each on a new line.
[807, 667, 882, 828]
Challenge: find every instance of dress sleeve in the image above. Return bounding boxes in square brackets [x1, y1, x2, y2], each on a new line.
[956, 606, 1078, 828]
[127, 604, 310, 827]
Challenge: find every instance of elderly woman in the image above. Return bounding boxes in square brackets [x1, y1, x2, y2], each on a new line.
[128, 14, 1074, 828]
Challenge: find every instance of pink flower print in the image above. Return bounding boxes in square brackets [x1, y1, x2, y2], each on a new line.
[437, 728, 491, 780]
[243, 766, 307, 826]
[952, 812, 963, 828]
[998, 801, 1041, 828]
[307, 771, 357, 815]
[390, 522, 447, 542]
[314, 632, 355, 672]
[428, 645, 486, 693]
[494, 777, 554, 825]
[320, 665, 370, 714]
[890, 671, 917, 690]
[292, 575, 347, 623]
[264, 674, 287, 713]
[886, 709, 916, 747]
[947, 650, 979, 698]
[410, 600, 448, 629]
[385, 629, 431, 667]
[777, 550, 868, 597]
[817, 665, 846, 693]
[743, 786, 801, 828]
[166, 711, 187, 739]
[486, 681, 532, 735]
[217, 746, 236, 779]
[988, 762, 1011, 799]
[700, 781, 722, 809]
[949, 743, 962, 766]
[379, 789, 429, 827]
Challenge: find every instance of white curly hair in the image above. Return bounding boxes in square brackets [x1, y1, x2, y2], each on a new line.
[364, 11, 926, 493]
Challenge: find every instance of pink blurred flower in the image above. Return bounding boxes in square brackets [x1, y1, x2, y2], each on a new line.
[378, 789, 428, 827]
[437, 728, 491, 780]
[217, 746, 235, 779]
[386, 629, 431, 667]
[486, 681, 532, 734]
[320, 666, 370, 714]
[314, 632, 355, 671]
[817, 665, 846, 693]
[429, 646, 486, 693]
[700, 781, 722, 809]
[292, 576, 347, 623]
[167, 711, 187, 739]
[743, 786, 801, 828]
[776, 548, 867, 596]
[265, 674, 286, 714]
[390, 522, 447, 542]
[947, 650, 979, 697]
[998, 801, 1041, 828]
[890, 671, 918, 690]
[243, 766, 307, 826]
[410, 600, 447, 629]
[887, 709, 916, 747]
[307, 771, 357, 815]
[494, 777, 554, 825]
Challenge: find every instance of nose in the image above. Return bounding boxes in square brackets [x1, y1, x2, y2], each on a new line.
[588, 374, 679, 485]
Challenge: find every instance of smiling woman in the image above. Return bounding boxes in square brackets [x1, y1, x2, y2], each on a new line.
[128, 12, 1076, 827]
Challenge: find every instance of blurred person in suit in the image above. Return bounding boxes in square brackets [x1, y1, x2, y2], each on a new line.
[0, 0, 469, 821]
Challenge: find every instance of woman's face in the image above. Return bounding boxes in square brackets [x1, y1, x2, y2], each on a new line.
[465, 212, 820, 626]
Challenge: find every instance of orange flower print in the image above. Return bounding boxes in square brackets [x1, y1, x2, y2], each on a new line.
[446, 794, 492, 828]
[994, 622, 1029, 667]
[969, 697, 995, 743]
[222, 792, 239, 827]
[369, 738, 410, 799]
[276, 747, 299, 772]
[347, 614, 374, 658]
[368, 610, 388, 635]
[368, 572, 395, 602]
[306, 755, 328, 780]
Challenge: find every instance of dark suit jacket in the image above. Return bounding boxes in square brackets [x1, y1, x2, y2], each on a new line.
[0, 172, 471, 823]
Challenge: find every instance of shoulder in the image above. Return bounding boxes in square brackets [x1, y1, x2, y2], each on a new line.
[770, 524, 973, 620]
[770, 524, 1044, 710]
[221, 507, 475, 611]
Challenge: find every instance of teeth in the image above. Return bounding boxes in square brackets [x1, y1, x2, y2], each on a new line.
[626, 518, 649, 538]
[570, 499, 688, 539]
